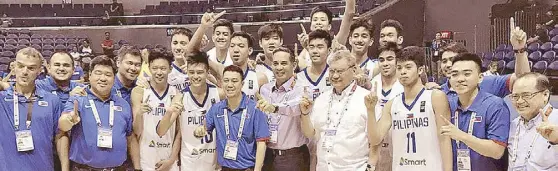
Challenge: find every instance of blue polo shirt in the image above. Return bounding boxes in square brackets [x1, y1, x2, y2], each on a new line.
[36, 76, 84, 103]
[112, 76, 136, 104]
[0, 87, 63, 171]
[70, 66, 84, 82]
[442, 74, 511, 98]
[64, 88, 133, 168]
[206, 93, 270, 169]
[449, 91, 510, 171]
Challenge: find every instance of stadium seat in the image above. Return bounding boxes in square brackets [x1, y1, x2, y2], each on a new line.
[533, 61, 548, 74]
[66, 39, 78, 45]
[155, 44, 164, 49]
[66, 35, 77, 40]
[528, 51, 542, 61]
[495, 44, 506, 52]
[55, 34, 65, 40]
[542, 51, 556, 63]
[3, 45, 16, 53]
[504, 51, 514, 62]
[527, 42, 540, 52]
[30, 39, 42, 45]
[493, 51, 505, 61]
[18, 39, 30, 45]
[18, 34, 30, 40]
[54, 45, 66, 51]
[42, 50, 54, 58]
[483, 52, 494, 60]
[482, 59, 490, 71]
[0, 57, 11, 64]
[7, 34, 18, 40]
[5, 39, 17, 45]
[43, 39, 55, 45]
[76, 35, 88, 40]
[16, 44, 27, 50]
[114, 44, 121, 51]
[31, 34, 42, 40]
[19, 29, 30, 36]
[548, 61, 558, 74]
[504, 60, 515, 74]
[55, 39, 66, 45]
[43, 45, 55, 51]
[540, 42, 553, 52]
[2, 51, 14, 58]
[31, 44, 41, 50]
[144, 44, 153, 49]
[118, 40, 129, 45]
[497, 60, 505, 74]
[43, 34, 54, 40]
[0, 64, 7, 72]
[550, 28, 558, 38]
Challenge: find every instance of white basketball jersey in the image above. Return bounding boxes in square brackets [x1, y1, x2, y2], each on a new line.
[390, 89, 443, 171]
[207, 47, 233, 67]
[168, 63, 190, 91]
[296, 66, 332, 100]
[360, 58, 378, 80]
[180, 84, 221, 171]
[242, 69, 260, 100]
[371, 74, 404, 120]
[140, 85, 179, 171]
[255, 64, 274, 83]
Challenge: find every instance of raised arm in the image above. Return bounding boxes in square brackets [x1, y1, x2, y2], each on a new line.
[156, 93, 184, 136]
[334, 0, 356, 45]
[365, 83, 393, 146]
[299, 88, 316, 138]
[431, 90, 453, 171]
[131, 87, 146, 138]
[509, 17, 530, 89]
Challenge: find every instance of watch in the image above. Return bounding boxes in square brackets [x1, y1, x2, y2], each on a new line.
[513, 47, 527, 53]
[366, 164, 376, 171]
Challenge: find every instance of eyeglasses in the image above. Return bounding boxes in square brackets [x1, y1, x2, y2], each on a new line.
[329, 65, 355, 75]
[510, 90, 546, 101]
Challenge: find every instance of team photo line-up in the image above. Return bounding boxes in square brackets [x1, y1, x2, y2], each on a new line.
[1, 1, 558, 171]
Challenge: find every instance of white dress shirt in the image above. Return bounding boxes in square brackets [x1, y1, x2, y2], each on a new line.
[508, 105, 558, 171]
[310, 81, 370, 171]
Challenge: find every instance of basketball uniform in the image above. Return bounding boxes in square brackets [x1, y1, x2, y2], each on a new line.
[255, 63, 274, 83]
[390, 89, 443, 171]
[180, 84, 221, 171]
[360, 58, 378, 80]
[168, 63, 190, 91]
[242, 69, 260, 100]
[370, 74, 404, 171]
[207, 47, 233, 67]
[139, 85, 180, 171]
[296, 66, 332, 100]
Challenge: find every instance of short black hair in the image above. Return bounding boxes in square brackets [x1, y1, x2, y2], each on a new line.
[258, 23, 283, 40]
[272, 47, 296, 63]
[117, 45, 142, 62]
[350, 19, 375, 36]
[308, 30, 333, 48]
[51, 50, 75, 67]
[451, 53, 483, 72]
[171, 28, 193, 40]
[213, 19, 235, 33]
[310, 6, 333, 24]
[378, 42, 400, 55]
[380, 19, 403, 37]
[231, 31, 254, 48]
[223, 65, 244, 80]
[186, 50, 210, 70]
[398, 46, 424, 67]
[89, 55, 117, 74]
[105, 31, 110, 35]
[148, 48, 174, 65]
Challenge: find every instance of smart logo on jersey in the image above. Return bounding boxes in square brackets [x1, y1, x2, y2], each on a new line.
[393, 113, 429, 130]
[191, 148, 216, 155]
[148, 140, 171, 148]
[399, 157, 427, 166]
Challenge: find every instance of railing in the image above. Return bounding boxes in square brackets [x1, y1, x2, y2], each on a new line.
[491, 5, 548, 51]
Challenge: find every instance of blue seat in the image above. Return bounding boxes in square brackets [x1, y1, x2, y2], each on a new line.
[528, 51, 542, 61]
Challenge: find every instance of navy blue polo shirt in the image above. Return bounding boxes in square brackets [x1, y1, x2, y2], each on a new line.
[449, 91, 510, 171]
[112, 76, 136, 104]
[0, 87, 63, 171]
[36, 76, 84, 103]
[206, 93, 270, 169]
[442, 74, 511, 99]
[70, 66, 84, 82]
[63, 88, 133, 168]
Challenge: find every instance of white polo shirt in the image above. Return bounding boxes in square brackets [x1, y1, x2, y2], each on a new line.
[310, 81, 369, 171]
[508, 105, 558, 171]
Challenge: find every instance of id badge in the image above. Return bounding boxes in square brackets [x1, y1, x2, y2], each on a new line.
[224, 140, 239, 160]
[97, 127, 113, 148]
[15, 130, 34, 151]
[270, 124, 278, 143]
[456, 149, 471, 171]
[322, 129, 336, 149]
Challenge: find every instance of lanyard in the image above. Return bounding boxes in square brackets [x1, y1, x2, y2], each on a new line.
[13, 93, 34, 130]
[89, 100, 114, 128]
[510, 119, 539, 165]
[326, 83, 357, 128]
[454, 111, 476, 149]
[223, 108, 247, 140]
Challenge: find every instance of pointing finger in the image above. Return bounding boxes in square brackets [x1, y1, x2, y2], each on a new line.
[214, 10, 226, 19]
[300, 23, 307, 34]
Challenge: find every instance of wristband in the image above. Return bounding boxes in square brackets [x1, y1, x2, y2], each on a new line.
[513, 48, 527, 53]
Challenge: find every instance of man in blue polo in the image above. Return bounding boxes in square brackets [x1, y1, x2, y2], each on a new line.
[195, 65, 270, 171]
[36, 51, 85, 103]
[58, 55, 134, 170]
[0, 47, 66, 171]
[113, 45, 142, 103]
[440, 53, 511, 171]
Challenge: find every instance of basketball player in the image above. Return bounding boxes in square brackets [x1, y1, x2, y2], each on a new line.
[131, 50, 181, 171]
[350, 19, 379, 80]
[296, 30, 332, 100]
[207, 19, 234, 66]
[255, 23, 284, 82]
[168, 28, 194, 91]
[366, 46, 452, 171]
[206, 31, 268, 99]
[368, 42, 404, 171]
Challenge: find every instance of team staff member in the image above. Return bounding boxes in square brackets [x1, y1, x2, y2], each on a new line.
[255, 23, 284, 82]
[59, 55, 136, 170]
[208, 19, 234, 66]
[441, 53, 510, 171]
[300, 50, 372, 170]
[508, 73, 558, 170]
[195, 65, 270, 171]
[258, 47, 309, 171]
[36, 51, 85, 103]
[113, 46, 142, 103]
[131, 49, 181, 171]
[0, 47, 66, 171]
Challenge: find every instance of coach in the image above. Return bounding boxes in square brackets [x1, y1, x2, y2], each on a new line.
[59, 55, 134, 170]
